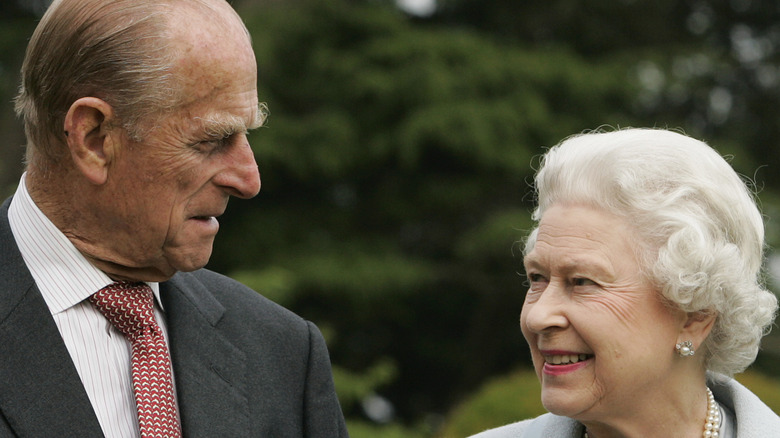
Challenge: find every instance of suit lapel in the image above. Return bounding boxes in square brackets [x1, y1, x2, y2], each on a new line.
[0, 199, 103, 437]
[161, 273, 249, 436]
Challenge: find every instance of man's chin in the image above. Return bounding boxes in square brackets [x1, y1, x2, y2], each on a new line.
[166, 247, 213, 274]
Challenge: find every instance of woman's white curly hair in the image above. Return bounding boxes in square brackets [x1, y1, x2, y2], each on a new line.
[524, 127, 778, 376]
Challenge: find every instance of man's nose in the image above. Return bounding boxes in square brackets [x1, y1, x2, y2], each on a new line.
[214, 134, 261, 199]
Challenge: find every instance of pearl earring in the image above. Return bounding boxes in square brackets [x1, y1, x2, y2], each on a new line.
[675, 340, 695, 357]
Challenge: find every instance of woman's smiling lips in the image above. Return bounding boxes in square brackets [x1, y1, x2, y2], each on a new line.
[540, 350, 593, 376]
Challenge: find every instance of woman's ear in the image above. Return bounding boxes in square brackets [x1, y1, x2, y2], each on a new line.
[678, 310, 717, 353]
[63, 97, 119, 185]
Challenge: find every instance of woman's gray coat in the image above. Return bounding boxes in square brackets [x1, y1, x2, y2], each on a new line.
[469, 374, 779, 438]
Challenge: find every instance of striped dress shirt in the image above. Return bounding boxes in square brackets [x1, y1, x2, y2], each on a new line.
[7, 174, 177, 438]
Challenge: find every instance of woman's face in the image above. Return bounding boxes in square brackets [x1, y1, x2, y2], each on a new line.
[521, 203, 687, 421]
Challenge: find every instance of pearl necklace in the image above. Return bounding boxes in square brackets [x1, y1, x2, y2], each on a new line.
[582, 387, 721, 438]
[703, 387, 722, 437]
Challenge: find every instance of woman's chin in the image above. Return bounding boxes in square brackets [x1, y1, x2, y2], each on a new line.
[541, 390, 590, 419]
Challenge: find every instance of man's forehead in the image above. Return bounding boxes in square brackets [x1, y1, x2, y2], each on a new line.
[166, 0, 250, 52]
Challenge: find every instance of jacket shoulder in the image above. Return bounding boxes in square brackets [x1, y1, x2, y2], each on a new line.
[166, 268, 311, 338]
[468, 413, 582, 438]
[468, 419, 533, 437]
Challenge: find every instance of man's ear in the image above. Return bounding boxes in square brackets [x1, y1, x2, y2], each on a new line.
[63, 97, 120, 185]
[678, 310, 717, 353]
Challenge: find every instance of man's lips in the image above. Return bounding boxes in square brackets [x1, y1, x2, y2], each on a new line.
[190, 209, 225, 221]
[189, 215, 220, 231]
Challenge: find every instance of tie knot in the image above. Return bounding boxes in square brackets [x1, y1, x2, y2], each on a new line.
[90, 282, 156, 338]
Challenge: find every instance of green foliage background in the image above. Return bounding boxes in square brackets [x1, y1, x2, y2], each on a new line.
[3, 0, 780, 436]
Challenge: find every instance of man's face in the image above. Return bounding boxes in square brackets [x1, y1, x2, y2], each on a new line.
[97, 5, 262, 280]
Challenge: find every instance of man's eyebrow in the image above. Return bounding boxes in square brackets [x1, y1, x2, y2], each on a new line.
[198, 102, 268, 137]
[248, 102, 269, 130]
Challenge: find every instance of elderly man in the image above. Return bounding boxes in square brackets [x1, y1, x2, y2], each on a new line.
[0, 0, 348, 437]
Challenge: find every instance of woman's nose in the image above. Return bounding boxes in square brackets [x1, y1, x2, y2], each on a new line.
[522, 283, 569, 333]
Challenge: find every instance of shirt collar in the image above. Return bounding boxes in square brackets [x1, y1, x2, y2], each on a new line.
[8, 174, 163, 315]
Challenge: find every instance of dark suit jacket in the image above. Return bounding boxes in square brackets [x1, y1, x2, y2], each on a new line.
[0, 199, 348, 437]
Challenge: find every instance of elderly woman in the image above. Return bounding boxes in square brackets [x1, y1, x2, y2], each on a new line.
[471, 128, 780, 438]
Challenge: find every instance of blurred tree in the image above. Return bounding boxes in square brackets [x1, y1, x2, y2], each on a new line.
[0, 0, 45, 18]
[433, 0, 695, 51]
[0, 16, 36, 198]
[436, 369, 545, 437]
[428, 0, 780, 188]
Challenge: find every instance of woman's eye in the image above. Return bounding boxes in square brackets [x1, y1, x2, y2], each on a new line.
[527, 273, 547, 284]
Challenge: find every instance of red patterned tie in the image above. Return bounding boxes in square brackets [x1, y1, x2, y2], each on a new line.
[90, 282, 182, 438]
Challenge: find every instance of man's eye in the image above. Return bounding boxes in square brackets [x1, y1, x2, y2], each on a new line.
[196, 136, 230, 152]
